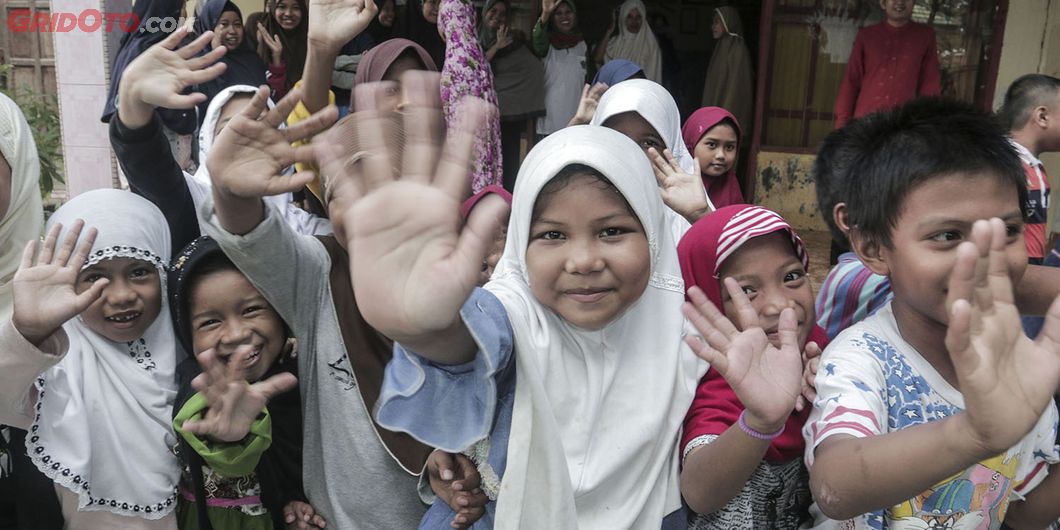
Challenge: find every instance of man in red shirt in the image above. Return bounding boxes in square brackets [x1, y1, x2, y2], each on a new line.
[833, 0, 940, 128]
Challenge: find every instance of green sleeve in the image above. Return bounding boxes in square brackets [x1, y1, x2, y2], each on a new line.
[173, 392, 273, 478]
[531, 19, 549, 58]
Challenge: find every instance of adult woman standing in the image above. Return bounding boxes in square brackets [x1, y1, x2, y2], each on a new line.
[256, 0, 309, 98]
[480, 0, 545, 190]
[700, 7, 754, 141]
[532, 0, 586, 138]
[595, 0, 661, 84]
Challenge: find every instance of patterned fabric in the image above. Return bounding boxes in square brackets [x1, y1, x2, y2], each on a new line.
[815, 252, 892, 340]
[804, 303, 1060, 530]
[1011, 139, 1051, 260]
[684, 438, 811, 530]
[439, 0, 503, 193]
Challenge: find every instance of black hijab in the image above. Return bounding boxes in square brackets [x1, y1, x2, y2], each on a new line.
[258, 0, 308, 92]
[194, 0, 267, 120]
[396, 0, 445, 69]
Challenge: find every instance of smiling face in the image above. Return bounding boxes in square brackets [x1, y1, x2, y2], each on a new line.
[422, 0, 439, 24]
[77, 258, 163, 343]
[718, 232, 815, 348]
[526, 171, 651, 330]
[484, 1, 508, 30]
[189, 268, 287, 382]
[602, 111, 666, 159]
[215, 10, 245, 51]
[694, 122, 738, 179]
[272, 0, 303, 31]
[624, 6, 642, 34]
[378, 0, 395, 27]
[551, 2, 575, 32]
[880, 0, 913, 26]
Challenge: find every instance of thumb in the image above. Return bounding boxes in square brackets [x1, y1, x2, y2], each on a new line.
[433, 451, 457, 481]
[73, 278, 109, 313]
[777, 307, 799, 354]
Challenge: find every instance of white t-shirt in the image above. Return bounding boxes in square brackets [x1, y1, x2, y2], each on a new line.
[803, 302, 1059, 530]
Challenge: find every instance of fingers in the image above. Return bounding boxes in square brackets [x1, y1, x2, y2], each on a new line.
[969, 219, 994, 313]
[37, 221, 64, 265]
[431, 450, 457, 481]
[685, 285, 738, 348]
[267, 87, 302, 129]
[282, 104, 339, 144]
[401, 71, 444, 183]
[73, 277, 110, 313]
[683, 333, 725, 371]
[18, 238, 37, 271]
[239, 85, 273, 121]
[944, 299, 977, 370]
[55, 220, 89, 268]
[776, 307, 799, 354]
[175, 29, 216, 58]
[946, 240, 978, 320]
[253, 372, 298, 400]
[436, 97, 493, 201]
[722, 277, 760, 332]
[648, 147, 673, 185]
[803, 341, 823, 361]
[588, 82, 608, 100]
[352, 81, 402, 191]
[452, 453, 481, 491]
[454, 194, 510, 287]
[1035, 295, 1060, 363]
[984, 218, 1015, 305]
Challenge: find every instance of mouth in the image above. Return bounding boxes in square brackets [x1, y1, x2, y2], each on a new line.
[224, 35, 240, 46]
[280, 17, 296, 26]
[564, 288, 612, 303]
[708, 163, 727, 171]
[222, 346, 263, 367]
[104, 310, 141, 329]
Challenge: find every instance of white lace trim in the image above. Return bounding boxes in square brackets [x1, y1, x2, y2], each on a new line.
[650, 273, 684, 293]
[682, 434, 720, 462]
[465, 438, 501, 501]
[84, 245, 166, 272]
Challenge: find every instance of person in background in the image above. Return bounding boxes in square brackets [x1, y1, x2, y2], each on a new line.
[479, 0, 545, 191]
[531, 0, 587, 138]
[397, 0, 446, 71]
[700, 7, 753, 143]
[367, 0, 397, 43]
[591, 58, 644, 87]
[833, 0, 939, 129]
[194, 0, 267, 124]
[681, 106, 745, 209]
[256, 0, 309, 99]
[595, 0, 661, 84]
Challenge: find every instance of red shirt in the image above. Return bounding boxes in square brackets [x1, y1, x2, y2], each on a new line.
[834, 21, 941, 128]
[1023, 160, 1051, 259]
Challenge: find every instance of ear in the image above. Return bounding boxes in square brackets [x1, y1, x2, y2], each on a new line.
[1033, 105, 1050, 129]
[848, 228, 890, 277]
[833, 202, 850, 234]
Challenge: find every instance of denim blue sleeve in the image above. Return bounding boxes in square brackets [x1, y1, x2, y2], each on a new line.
[374, 288, 515, 453]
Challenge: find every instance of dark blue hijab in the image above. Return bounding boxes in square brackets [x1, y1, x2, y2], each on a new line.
[194, 0, 267, 123]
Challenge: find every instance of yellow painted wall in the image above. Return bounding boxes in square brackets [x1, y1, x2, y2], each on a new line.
[752, 152, 827, 232]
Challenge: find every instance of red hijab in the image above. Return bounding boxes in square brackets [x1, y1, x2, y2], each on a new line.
[678, 205, 828, 462]
[682, 107, 745, 209]
[460, 184, 512, 219]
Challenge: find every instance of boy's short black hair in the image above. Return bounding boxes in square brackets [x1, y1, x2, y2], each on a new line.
[997, 74, 1060, 131]
[843, 97, 1028, 248]
[813, 125, 859, 246]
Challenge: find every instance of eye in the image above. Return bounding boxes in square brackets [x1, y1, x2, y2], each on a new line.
[196, 318, 221, 330]
[536, 230, 564, 241]
[1006, 223, 1023, 238]
[600, 227, 629, 238]
[641, 138, 663, 150]
[784, 270, 806, 283]
[243, 305, 264, 316]
[929, 230, 961, 243]
[740, 285, 757, 296]
[705, 141, 717, 149]
[725, 144, 736, 152]
[129, 267, 154, 279]
[82, 273, 104, 284]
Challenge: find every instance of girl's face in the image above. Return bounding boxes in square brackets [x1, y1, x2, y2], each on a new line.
[378, 0, 396, 27]
[189, 268, 287, 383]
[214, 10, 245, 51]
[624, 7, 642, 34]
[694, 123, 738, 178]
[602, 111, 666, 158]
[711, 13, 725, 39]
[422, 0, 439, 24]
[526, 173, 651, 330]
[273, 0, 303, 31]
[484, 2, 508, 30]
[551, 2, 575, 32]
[718, 232, 815, 348]
[76, 258, 163, 343]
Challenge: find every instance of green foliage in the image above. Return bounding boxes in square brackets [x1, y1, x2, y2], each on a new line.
[0, 64, 65, 200]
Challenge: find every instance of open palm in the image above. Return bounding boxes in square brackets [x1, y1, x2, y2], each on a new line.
[12, 221, 107, 345]
[121, 28, 228, 111]
[308, 0, 379, 51]
[649, 147, 712, 222]
[945, 219, 1060, 454]
[683, 279, 803, 431]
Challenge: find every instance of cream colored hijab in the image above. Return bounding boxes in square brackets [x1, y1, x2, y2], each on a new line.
[487, 125, 706, 528]
[0, 92, 44, 323]
[604, 0, 662, 84]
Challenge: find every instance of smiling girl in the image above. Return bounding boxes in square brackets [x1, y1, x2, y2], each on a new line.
[682, 107, 745, 208]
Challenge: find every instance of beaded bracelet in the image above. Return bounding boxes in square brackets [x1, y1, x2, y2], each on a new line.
[737, 410, 785, 441]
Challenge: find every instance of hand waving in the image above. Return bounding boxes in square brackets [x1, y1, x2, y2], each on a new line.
[945, 218, 1060, 455]
[308, 0, 379, 52]
[180, 345, 298, 442]
[120, 28, 227, 111]
[257, 24, 285, 65]
[648, 147, 713, 223]
[683, 279, 804, 433]
[12, 221, 107, 346]
[567, 82, 607, 126]
[207, 86, 338, 199]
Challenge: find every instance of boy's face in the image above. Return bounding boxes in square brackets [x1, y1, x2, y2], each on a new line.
[526, 173, 651, 330]
[866, 172, 1026, 330]
[718, 232, 815, 348]
[880, 0, 913, 25]
[76, 258, 163, 343]
[189, 268, 287, 382]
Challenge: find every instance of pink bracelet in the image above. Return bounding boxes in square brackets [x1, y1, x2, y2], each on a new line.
[738, 410, 785, 440]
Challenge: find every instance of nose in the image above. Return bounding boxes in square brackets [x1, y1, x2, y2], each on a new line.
[104, 278, 137, 308]
[564, 240, 605, 274]
[219, 320, 252, 347]
[758, 286, 796, 318]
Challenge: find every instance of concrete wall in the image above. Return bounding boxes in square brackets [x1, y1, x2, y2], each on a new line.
[754, 152, 826, 231]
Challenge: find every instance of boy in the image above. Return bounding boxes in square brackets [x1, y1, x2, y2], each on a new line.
[833, 0, 940, 129]
[805, 98, 1060, 529]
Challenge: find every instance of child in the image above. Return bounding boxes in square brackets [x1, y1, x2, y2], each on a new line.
[677, 204, 826, 529]
[167, 235, 320, 530]
[194, 0, 268, 121]
[0, 189, 182, 528]
[315, 85, 708, 527]
[589, 78, 714, 230]
[805, 98, 1060, 529]
[681, 107, 745, 208]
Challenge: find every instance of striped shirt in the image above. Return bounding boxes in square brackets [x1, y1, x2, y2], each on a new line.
[814, 252, 892, 340]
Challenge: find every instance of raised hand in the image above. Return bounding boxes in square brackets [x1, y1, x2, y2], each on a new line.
[427, 451, 489, 529]
[257, 23, 285, 66]
[314, 72, 508, 361]
[795, 341, 821, 412]
[648, 147, 713, 223]
[683, 279, 804, 433]
[118, 28, 227, 127]
[207, 86, 338, 200]
[945, 218, 1060, 455]
[12, 221, 107, 346]
[566, 82, 608, 126]
[283, 500, 327, 529]
[541, 0, 558, 21]
[180, 345, 298, 442]
[495, 25, 513, 49]
[307, 0, 379, 52]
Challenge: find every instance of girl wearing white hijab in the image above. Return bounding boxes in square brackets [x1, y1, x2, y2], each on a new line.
[595, 0, 662, 84]
[0, 189, 181, 529]
[0, 92, 44, 323]
[590, 78, 712, 241]
[358, 125, 707, 529]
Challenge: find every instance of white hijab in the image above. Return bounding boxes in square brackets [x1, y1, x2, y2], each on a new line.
[604, 0, 662, 84]
[0, 93, 44, 323]
[30, 189, 182, 519]
[487, 125, 706, 529]
[590, 79, 701, 240]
